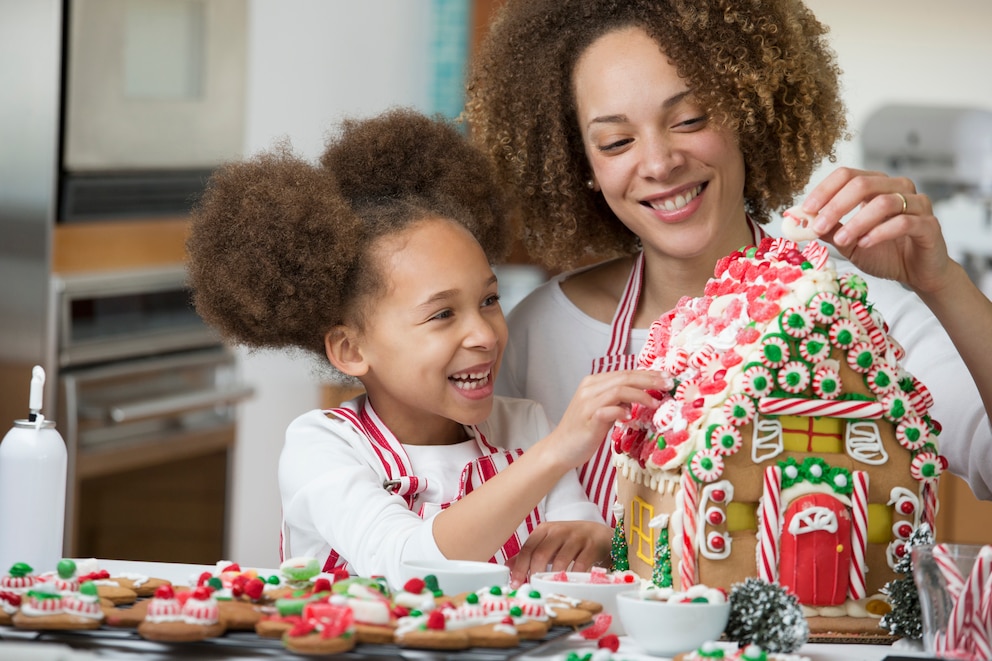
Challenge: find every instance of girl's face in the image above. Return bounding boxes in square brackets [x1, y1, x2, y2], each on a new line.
[573, 27, 750, 266]
[356, 218, 507, 444]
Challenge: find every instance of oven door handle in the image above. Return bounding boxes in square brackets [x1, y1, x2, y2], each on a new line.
[107, 385, 255, 423]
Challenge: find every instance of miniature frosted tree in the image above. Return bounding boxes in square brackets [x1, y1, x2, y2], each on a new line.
[650, 513, 673, 588]
[610, 504, 629, 572]
[725, 577, 809, 653]
[880, 523, 933, 640]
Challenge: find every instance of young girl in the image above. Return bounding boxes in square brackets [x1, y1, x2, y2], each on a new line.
[185, 109, 666, 588]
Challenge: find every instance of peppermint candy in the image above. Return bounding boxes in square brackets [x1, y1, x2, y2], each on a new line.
[760, 336, 791, 368]
[896, 416, 931, 451]
[779, 306, 813, 339]
[799, 331, 831, 364]
[808, 291, 843, 324]
[829, 318, 859, 349]
[708, 424, 743, 456]
[839, 272, 869, 302]
[743, 364, 775, 398]
[723, 393, 756, 426]
[812, 364, 842, 399]
[882, 391, 912, 423]
[846, 341, 875, 373]
[866, 362, 900, 395]
[689, 449, 725, 483]
[777, 360, 811, 394]
[910, 451, 943, 481]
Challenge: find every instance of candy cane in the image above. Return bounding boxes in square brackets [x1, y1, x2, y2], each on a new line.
[758, 465, 782, 583]
[757, 397, 884, 419]
[848, 470, 869, 600]
[941, 546, 992, 659]
[932, 543, 966, 601]
[680, 470, 699, 590]
[922, 480, 938, 531]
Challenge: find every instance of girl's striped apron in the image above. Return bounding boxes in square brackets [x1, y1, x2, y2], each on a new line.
[319, 400, 543, 573]
[581, 219, 769, 525]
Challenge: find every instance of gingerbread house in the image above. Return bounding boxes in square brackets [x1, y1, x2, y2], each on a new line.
[611, 237, 944, 628]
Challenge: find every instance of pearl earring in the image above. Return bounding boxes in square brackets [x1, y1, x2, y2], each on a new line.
[586, 179, 596, 190]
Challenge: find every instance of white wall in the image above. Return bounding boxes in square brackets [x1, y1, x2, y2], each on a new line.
[227, 0, 992, 568]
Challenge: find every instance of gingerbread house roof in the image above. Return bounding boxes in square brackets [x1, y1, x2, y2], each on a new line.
[612, 237, 944, 485]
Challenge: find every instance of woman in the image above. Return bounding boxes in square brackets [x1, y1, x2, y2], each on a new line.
[465, 0, 992, 548]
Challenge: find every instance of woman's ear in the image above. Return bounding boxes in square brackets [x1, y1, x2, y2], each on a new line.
[325, 326, 369, 377]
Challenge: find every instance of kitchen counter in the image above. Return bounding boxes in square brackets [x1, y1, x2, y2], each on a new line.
[0, 560, 928, 660]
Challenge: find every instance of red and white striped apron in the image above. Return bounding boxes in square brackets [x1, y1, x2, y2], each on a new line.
[318, 400, 543, 573]
[581, 219, 769, 525]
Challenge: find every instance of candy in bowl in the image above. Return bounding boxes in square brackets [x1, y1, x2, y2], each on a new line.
[530, 567, 641, 636]
[616, 584, 730, 656]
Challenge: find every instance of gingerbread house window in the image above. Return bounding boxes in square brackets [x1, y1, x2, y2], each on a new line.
[752, 415, 784, 462]
[845, 420, 887, 465]
[780, 414, 844, 454]
[630, 496, 655, 566]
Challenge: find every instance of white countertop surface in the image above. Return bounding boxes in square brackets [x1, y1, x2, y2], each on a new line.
[0, 559, 930, 661]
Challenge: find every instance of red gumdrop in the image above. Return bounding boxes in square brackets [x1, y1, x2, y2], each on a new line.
[598, 634, 621, 652]
[426, 610, 446, 630]
[311, 578, 332, 594]
[154, 584, 175, 600]
[403, 578, 426, 594]
[245, 577, 265, 601]
[580, 613, 612, 639]
[191, 586, 212, 601]
[221, 563, 241, 573]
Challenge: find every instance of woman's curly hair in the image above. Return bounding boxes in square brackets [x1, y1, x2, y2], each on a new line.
[465, 0, 848, 270]
[187, 108, 510, 378]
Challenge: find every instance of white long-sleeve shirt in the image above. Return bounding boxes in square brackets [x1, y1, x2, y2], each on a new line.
[278, 395, 602, 587]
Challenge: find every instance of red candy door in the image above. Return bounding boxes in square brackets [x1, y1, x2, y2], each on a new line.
[778, 493, 852, 606]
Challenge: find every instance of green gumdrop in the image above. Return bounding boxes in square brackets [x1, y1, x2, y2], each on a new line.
[57, 559, 76, 579]
[208, 576, 223, 590]
[275, 597, 307, 617]
[9, 562, 33, 577]
[80, 581, 98, 597]
[424, 574, 440, 593]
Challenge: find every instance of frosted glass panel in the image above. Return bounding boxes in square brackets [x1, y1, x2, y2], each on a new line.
[124, 0, 205, 100]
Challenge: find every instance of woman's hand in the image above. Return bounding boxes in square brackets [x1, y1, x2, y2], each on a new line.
[505, 520, 612, 588]
[549, 370, 670, 469]
[803, 166, 955, 296]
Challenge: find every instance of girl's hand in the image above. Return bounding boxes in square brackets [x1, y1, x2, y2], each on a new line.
[505, 520, 612, 588]
[550, 370, 670, 469]
[803, 166, 955, 295]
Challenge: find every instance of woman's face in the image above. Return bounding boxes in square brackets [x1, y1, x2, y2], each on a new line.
[355, 218, 507, 443]
[572, 26, 749, 264]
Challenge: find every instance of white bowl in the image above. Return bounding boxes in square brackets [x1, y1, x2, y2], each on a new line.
[530, 571, 639, 636]
[616, 590, 730, 656]
[398, 559, 509, 596]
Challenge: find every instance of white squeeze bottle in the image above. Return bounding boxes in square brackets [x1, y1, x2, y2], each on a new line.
[0, 366, 68, 574]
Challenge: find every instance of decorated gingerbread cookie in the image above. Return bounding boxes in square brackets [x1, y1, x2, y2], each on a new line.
[676, 641, 812, 661]
[12, 581, 104, 630]
[137, 585, 226, 642]
[1, 562, 39, 592]
[281, 600, 357, 656]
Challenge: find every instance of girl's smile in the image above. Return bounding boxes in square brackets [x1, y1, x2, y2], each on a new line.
[350, 217, 508, 445]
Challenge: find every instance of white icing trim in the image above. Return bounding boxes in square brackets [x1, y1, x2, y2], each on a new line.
[752, 415, 784, 462]
[845, 420, 888, 465]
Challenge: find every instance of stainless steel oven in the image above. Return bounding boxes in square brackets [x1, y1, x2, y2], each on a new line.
[53, 266, 252, 562]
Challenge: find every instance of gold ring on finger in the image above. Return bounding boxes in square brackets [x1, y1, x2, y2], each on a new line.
[895, 192, 908, 214]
